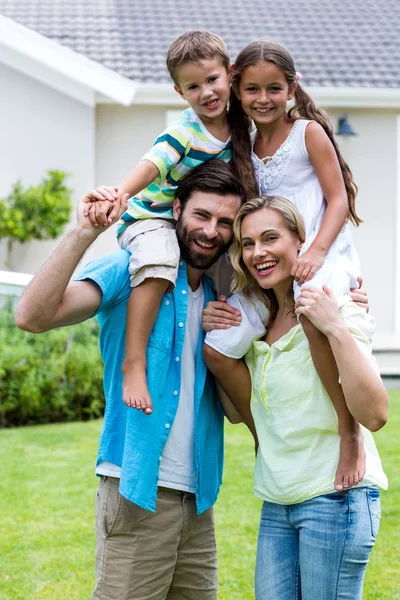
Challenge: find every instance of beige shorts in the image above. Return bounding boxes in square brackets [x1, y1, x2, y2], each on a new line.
[119, 220, 180, 288]
[92, 476, 218, 600]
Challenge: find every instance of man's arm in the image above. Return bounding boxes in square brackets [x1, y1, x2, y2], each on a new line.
[14, 189, 128, 333]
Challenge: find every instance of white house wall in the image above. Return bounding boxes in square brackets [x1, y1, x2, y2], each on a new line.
[94, 103, 397, 334]
[328, 108, 396, 334]
[0, 62, 95, 273]
[92, 103, 168, 257]
[2, 90, 396, 334]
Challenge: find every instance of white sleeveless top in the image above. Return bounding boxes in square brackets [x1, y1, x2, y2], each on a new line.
[251, 119, 361, 300]
[204, 120, 363, 361]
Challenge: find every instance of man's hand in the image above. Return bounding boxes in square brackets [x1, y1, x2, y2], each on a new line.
[349, 277, 369, 312]
[77, 187, 129, 234]
[291, 247, 325, 286]
[202, 296, 242, 333]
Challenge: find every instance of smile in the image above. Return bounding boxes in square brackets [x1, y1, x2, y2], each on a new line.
[254, 107, 273, 113]
[203, 99, 219, 109]
[195, 239, 216, 249]
[254, 260, 278, 274]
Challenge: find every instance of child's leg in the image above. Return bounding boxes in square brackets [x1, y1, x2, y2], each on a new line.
[300, 316, 366, 491]
[122, 279, 170, 414]
[120, 220, 180, 414]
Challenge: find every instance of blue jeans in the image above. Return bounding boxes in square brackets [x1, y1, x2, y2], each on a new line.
[255, 486, 381, 600]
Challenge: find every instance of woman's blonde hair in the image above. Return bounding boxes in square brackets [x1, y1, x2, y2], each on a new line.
[230, 196, 306, 321]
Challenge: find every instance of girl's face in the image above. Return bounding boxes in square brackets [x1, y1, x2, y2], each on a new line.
[241, 207, 302, 293]
[236, 61, 296, 127]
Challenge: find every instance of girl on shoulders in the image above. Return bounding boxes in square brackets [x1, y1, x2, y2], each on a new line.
[212, 41, 364, 492]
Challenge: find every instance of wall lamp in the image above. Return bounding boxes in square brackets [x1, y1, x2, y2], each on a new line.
[336, 113, 357, 136]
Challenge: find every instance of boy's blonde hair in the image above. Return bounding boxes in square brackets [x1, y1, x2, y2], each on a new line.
[166, 30, 230, 84]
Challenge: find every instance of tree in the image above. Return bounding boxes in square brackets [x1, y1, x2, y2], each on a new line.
[0, 171, 72, 269]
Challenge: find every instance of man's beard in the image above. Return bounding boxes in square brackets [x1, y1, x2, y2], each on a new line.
[176, 218, 229, 270]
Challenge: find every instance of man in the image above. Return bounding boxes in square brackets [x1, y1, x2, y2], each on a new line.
[15, 160, 245, 600]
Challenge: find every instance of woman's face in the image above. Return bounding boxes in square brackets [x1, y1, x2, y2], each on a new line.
[241, 207, 302, 293]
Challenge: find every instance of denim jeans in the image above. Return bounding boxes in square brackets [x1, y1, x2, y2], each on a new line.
[255, 486, 381, 600]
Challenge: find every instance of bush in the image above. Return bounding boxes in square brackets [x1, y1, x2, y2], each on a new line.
[0, 304, 104, 427]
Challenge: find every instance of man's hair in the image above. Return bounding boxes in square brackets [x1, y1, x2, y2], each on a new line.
[175, 160, 245, 210]
[166, 30, 230, 84]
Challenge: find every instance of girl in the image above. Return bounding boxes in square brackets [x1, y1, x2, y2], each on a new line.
[209, 41, 364, 492]
[203, 196, 387, 600]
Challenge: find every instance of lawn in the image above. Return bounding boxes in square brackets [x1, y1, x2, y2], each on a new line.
[0, 391, 399, 600]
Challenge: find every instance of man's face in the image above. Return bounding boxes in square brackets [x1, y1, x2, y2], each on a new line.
[173, 191, 242, 270]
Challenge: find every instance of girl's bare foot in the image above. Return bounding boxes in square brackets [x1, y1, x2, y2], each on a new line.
[334, 428, 365, 491]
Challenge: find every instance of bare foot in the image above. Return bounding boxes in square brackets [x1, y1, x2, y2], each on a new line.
[334, 428, 365, 491]
[122, 367, 153, 415]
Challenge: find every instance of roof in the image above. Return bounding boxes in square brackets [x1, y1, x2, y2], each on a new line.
[0, 0, 399, 89]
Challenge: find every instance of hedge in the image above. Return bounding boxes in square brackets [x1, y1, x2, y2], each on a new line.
[0, 303, 104, 427]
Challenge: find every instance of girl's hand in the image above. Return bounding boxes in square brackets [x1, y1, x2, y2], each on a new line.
[295, 285, 343, 336]
[202, 296, 242, 333]
[291, 247, 325, 286]
[349, 277, 369, 312]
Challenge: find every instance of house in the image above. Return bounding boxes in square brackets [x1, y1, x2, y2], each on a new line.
[0, 0, 400, 356]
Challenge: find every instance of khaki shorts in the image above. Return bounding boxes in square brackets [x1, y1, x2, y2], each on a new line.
[119, 220, 180, 289]
[92, 477, 218, 600]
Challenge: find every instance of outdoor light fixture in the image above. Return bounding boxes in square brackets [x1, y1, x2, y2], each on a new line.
[336, 113, 357, 136]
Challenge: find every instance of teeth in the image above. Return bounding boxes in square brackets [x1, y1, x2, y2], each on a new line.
[256, 261, 277, 270]
[197, 240, 214, 248]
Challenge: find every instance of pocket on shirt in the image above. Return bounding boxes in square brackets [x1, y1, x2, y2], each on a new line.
[147, 295, 175, 354]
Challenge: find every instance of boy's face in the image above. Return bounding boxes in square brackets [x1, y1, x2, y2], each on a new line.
[174, 59, 231, 125]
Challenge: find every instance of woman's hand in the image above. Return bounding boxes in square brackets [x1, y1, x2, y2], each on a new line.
[295, 285, 344, 336]
[291, 247, 325, 286]
[202, 296, 242, 333]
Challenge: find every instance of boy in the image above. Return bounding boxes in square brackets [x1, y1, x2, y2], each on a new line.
[85, 30, 232, 414]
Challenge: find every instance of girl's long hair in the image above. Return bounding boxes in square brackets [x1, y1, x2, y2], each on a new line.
[230, 195, 306, 323]
[228, 41, 361, 225]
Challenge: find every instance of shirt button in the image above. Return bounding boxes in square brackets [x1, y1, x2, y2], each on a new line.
[165, 423, 170, 429]
[181, 290, 187, 295]
[165, 300, 170, 306]
[178, 322, 184, 328]
[175, 356, 180, 362]
[173, 390, 178, 396]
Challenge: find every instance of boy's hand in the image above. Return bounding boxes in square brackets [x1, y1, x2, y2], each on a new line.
[77, 192, 129, 232]
[82, 186, 119, 214]
[202, 296, 242, 332]
[88, 199, 119, 227]
[291, 247, 325, 286]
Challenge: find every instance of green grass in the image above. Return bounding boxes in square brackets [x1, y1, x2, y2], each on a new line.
[1, 392, 399, 599]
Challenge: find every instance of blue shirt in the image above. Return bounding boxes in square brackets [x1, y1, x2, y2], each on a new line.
[75, 251, 224, 514]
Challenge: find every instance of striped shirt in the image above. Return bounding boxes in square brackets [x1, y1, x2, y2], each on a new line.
[117, 108, 232, 235]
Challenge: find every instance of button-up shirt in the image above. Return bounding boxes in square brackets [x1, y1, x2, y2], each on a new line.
[75, 251, 224, 513]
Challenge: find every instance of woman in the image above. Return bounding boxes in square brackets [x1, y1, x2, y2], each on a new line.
[203, 196, 388, 600]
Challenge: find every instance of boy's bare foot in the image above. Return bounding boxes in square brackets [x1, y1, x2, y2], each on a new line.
[122, 367, 153, 415]
[334, 428, 366, 491]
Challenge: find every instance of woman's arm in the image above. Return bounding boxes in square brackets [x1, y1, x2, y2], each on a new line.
[296, 286, 388, 431]
[203, 344, 258, 442]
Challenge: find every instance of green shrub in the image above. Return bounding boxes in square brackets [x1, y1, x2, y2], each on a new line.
[0, 304, 104, 427]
